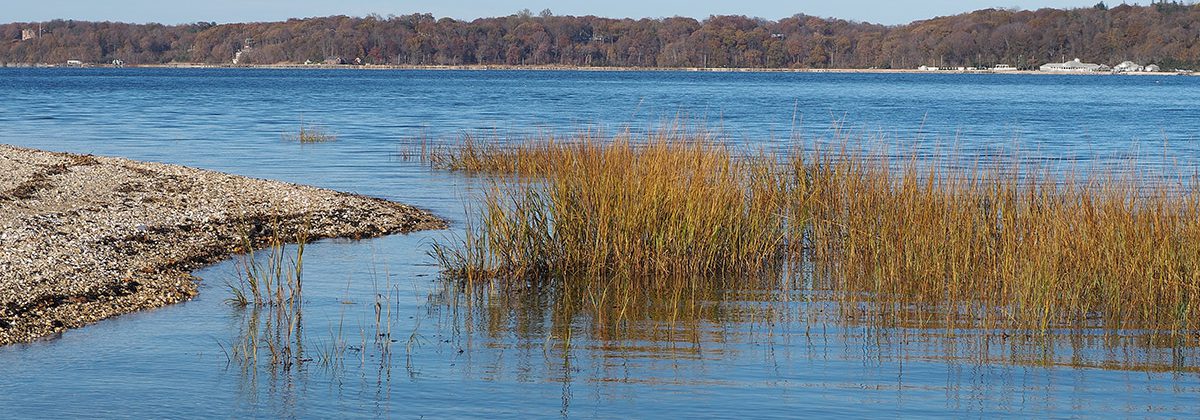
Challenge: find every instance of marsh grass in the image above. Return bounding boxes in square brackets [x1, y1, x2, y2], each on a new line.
[223, 234, 414, 379]
[430, 131, 786, 280]
[226, 217, 309, 371]
[283, 119, 337, 144]
[227, 218, 307, 308]
[423, 133, 569, 176]
[427, 129, 1200, 349]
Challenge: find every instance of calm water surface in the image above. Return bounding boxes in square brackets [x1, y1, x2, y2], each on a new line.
[1, 68, 1198, 417]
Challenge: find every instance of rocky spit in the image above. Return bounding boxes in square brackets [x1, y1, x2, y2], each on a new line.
[0, 145, 446, 346]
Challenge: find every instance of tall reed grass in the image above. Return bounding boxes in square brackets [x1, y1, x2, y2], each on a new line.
[427, 129, 1200, 347]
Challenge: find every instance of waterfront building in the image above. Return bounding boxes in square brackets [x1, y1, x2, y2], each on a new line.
[1114, 61, 1144, 72]
[1040, 58, 1106, 72]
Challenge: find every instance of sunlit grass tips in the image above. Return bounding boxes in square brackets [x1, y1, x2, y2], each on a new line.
[426, 128, 1200, 346]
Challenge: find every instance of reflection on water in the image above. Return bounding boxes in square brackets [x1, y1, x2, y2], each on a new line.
[233, 261, 1200, 415]
[224, 306, 307, 416]
[428, 271, 1200, 375]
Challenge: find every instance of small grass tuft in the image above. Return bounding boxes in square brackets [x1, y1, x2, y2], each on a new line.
[225, 216, 309, 371]
[283, 119, 337, 144]
[227, 218, 306, 308]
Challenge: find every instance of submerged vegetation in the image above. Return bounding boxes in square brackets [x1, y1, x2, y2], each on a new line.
[427, 129, 1200, 349]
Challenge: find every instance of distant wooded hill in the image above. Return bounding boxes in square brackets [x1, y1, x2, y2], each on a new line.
[3, 2, 1198, 69]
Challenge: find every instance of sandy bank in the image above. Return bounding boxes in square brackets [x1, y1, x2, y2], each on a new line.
[0, 145, 445, 346]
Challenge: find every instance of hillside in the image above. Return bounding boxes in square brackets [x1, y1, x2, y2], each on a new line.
[2, 2, 1198, 69]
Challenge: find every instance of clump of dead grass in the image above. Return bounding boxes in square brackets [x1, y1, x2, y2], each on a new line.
[427, 128, 1200, 347]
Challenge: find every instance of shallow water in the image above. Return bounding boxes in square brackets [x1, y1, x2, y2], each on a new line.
[1, 68, 1198, 417]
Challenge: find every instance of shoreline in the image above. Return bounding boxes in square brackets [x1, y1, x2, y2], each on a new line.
[3, 62, 1194, 76]
[0, 144, 446, 346]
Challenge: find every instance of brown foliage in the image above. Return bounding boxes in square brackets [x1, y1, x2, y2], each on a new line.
[2, 4, 1199, 69]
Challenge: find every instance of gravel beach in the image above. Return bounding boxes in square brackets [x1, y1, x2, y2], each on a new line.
[0, 144, 445, 346]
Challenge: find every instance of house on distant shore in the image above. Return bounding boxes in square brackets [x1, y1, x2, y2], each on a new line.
[1114, 61, 1143, 72]
[232, 38, 253, 65]
[1113, 61, 1162, 73]
[21, 29, 37, 41]
[65, 60, 83, 67]
[1040, 58, 1108, 73]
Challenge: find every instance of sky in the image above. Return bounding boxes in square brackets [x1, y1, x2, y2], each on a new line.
[4, 0, 1147, 26]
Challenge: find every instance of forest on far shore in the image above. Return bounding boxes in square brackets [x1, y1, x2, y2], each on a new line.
[3, 2, 1199, 69]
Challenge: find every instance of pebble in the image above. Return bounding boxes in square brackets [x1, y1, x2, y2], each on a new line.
[0, 144, 446, 346]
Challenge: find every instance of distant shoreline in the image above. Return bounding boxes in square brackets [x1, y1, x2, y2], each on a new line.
[3, 62, 1195, 76]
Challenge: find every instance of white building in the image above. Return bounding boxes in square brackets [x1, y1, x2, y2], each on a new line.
[992, 64, 1018, 72]
[1040, 58, 1107, 73]
[1113, 61, 1144, 72]
[1113, 61, 1164, 73]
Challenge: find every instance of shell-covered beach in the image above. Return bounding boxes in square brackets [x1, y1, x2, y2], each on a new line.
[0, 144, 444, 345]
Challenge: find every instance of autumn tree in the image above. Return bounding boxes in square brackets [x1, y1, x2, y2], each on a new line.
[3, 5, 1199, 69]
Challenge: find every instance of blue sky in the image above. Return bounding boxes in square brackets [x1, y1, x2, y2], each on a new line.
[6, 1, 1138, 25]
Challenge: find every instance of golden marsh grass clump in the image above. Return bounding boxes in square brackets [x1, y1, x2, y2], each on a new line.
[431, 131, 787, 282]
[427, 129, 1200, 346]
[798, 151, 1200, 338]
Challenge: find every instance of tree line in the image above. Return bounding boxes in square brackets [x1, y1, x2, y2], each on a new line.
[3, 2, 1199, 69]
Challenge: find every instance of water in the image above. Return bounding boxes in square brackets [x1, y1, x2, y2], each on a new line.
[1, 68, 1198, 417]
